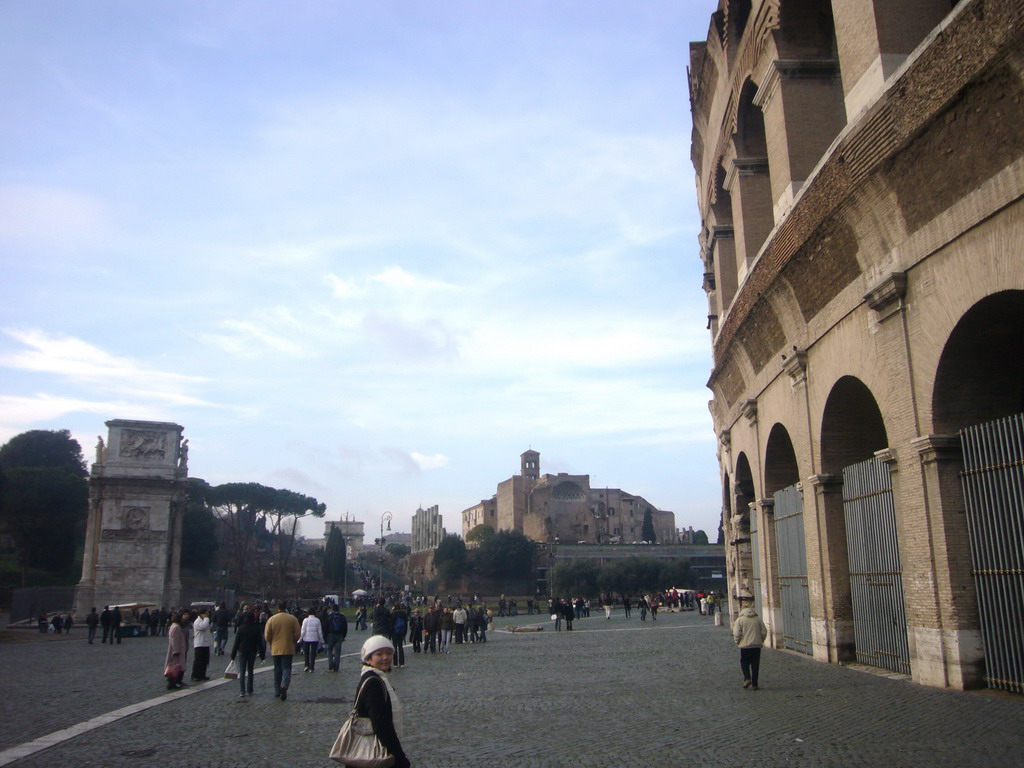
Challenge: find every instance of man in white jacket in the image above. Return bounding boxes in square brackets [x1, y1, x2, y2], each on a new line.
[732, 591, 768, 690]
[300, 609, 325, 672]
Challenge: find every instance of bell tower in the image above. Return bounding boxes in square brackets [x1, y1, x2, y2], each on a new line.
[521, 449, 540, 481]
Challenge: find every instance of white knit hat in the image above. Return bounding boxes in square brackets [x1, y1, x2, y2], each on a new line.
[361, 634, 394, 661]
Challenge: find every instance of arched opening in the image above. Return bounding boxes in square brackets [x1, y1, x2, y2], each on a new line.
[933, 289, 1024, 692]
[728, 453, 757, 620]
[764, 423, 800, 494]
[764, 423, 810, 653]
[933, 290, 1024, 433]
[821, 376, 908, 672]
[730, 80, 774, 277]
[821, 376, 888, 475]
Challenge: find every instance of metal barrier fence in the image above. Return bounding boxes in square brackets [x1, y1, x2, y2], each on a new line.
[843, 458, 910, 673]
[774, 484, 811, 654]
[960, 412, 1024, 693]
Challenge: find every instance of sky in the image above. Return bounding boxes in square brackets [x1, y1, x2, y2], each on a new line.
[0, 0, 723, 544]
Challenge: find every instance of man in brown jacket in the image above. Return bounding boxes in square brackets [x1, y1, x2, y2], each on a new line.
[264, 601, 301, 700]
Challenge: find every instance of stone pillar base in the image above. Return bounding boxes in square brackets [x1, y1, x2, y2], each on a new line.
[911, 626, 986, 690]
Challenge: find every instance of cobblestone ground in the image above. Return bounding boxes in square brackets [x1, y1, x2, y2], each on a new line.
[2, 610, 1023, 767]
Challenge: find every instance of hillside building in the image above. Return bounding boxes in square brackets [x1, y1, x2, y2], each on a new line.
[462, 450, 676, 545]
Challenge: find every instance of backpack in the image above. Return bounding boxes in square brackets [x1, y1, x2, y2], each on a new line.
[329, 612, 344, 634]
[393, 615, 407, 635]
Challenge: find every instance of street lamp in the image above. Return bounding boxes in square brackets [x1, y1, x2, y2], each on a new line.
[378, 511, 392, 600]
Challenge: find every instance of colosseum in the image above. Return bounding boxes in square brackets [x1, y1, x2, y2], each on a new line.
[689, 0, 1023, 691]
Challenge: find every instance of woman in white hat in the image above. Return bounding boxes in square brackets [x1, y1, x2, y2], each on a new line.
[356, 635, 410, 767]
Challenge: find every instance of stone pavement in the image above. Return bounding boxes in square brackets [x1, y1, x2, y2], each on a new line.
[1, 610, 1022, 767]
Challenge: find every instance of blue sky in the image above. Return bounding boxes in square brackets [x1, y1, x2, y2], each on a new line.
[0, 0, 722, 542]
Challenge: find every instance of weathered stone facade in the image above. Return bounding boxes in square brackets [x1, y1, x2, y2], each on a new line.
[73, 420, 187, 616]
[690, 0, 1024, 690]
[411, 504, 446, 553]
[462, 451, 676, 545]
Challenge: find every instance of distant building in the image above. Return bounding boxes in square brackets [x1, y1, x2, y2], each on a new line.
[411, 505, 446, 553]
[383, 532, 413, 549]
[324, 517, 365, 558]
[463, 450, 676, 545]
[462, 497, 498, 546]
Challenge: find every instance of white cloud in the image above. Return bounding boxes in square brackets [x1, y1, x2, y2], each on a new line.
[1, 329, 208, 406]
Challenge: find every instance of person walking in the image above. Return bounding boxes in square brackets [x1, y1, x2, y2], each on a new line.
[213, 602, 231, 656]
[86, 608, 99, 643]
[165, 612, 188, 690]
[423, 604, 439, 653]
[100, 606, 112, 644]
[733, 592, 768, 690]
[300, 608, 325, 672]
[354, 636, 411, 768]
[110, 605, 123, 643]
[390, 605, 408, 668]
[191, 607, 213, 681]
[325, 604, 348, 672]
[439, 606, 454, 652]
[371, 599, 392, 638]
[265, 600, 301, 701]
[230, 611, 265, 697]
[409, 609, 423, 654]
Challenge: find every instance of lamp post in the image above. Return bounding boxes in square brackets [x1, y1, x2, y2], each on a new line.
[378, 511, 392, 600]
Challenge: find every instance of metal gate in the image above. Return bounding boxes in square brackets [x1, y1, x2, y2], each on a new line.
[843, 457, 910, 673]
[960, 412, 1024, 693]
[774, 484, 811, 654]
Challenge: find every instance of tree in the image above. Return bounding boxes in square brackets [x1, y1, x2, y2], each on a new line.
[694, 529, 709, 545]
[1, 467, 87, 575]
[206, 482, 326, 591]
[550, 559, 600, 597]
[475, 530, 535, 580]
[323, 526, 347, 586]
[433, 535, 467, 579]
[0, 429, 87, 477]
[385, 543, 411, 558]
[0, 430, 89, 579]
[181, 479, 218, 572]
[641, 508, 657, 543]
[465, 524, 495, 545]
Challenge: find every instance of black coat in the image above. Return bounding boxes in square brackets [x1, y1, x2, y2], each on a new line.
[231, 623, 266, 659]
[355, 670, 409, 768]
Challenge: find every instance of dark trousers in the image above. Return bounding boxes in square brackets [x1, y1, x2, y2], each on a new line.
[192, 646, 210, 680]
[740, 647, 762, 686]
[304, 641, 319, 670]
[88, 626, 97, 643]
[327, 633, 344, 670]
[454, 624, 465, 644]
[237, 651, 256, 694]
[391, 634, 405, 666]
[426, 630, 437, 653]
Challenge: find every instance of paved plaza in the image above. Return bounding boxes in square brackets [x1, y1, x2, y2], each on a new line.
[1, 609, 1022, 767]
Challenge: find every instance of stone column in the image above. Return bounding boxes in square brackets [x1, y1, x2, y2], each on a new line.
[727, 156, 774, 278]
[831, 0, 952, 118]
[756, 59, 846, 219]
[910, 434, 985, 689]
[805, 473, 855, 663]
